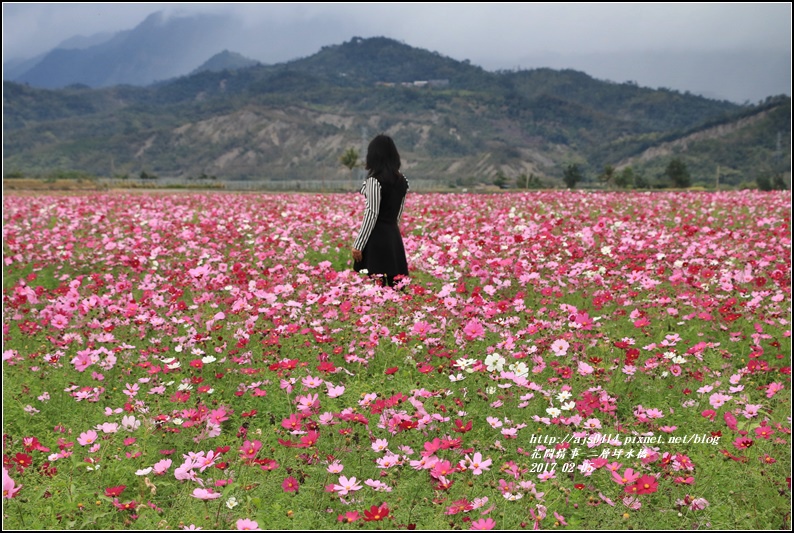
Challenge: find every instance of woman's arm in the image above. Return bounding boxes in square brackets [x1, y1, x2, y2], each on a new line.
[397, 175, 409, 226]
[353, 177, 381, 253]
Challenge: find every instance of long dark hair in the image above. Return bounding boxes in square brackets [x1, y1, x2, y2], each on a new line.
[365, 134, 404, 187]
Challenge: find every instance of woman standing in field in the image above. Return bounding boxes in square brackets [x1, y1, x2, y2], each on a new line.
[351, 134, 409, 288]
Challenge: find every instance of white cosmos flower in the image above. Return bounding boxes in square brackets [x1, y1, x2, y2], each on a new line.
[201, 355, 216, 364]
[509, 362, 529, 378]
[546, 407, 562, 418]
[484, 353, 505, 372]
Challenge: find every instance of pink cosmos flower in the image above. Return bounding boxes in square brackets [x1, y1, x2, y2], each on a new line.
[3, 468, 22, 499]
[754, 425, 775, 439]
[551, 339, 569, 356]
[612, 468, 640, 485]
[365, 479, 393, 492]
[766, 382, 784, 398]
[326, 461, 344, 474]
[239, 439, 262, 462]
[325, 383, 345, 398]
[191, 488, 221, 500]
[553, 512, 568, 526]
[153, 458, 172, 475]
[77, 430, 98, 446]
[236, 519, 261, 530]
[464, 452, 492, 475]
[337, 511, 360, 523]
[709, 392, 732, 409]
[295, 393, 319, 412]
[301, 375, 323, 389]
[333, 476, 363, 496]
[470, 518, 496, 530]
[376, 454, 401, 469]
[462, 319, 485, 341]
[371, 438, 389, 452]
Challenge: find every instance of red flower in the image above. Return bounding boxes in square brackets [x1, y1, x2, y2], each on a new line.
[628, 475, 658, 495]
[453, 419, 473, 433]
[12, 453, 33, 469]
[105, 485, 126, 498]
[363, 503, 390, 522]
[282, 476, 300, 493]
[385, 367, 399, 375]
[113, 499, 138, 511]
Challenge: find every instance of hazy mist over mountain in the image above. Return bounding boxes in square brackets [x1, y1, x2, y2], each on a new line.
[3, 4, 791, 103]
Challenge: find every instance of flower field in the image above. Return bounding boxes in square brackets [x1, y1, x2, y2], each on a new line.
[2, 190, 791, 530]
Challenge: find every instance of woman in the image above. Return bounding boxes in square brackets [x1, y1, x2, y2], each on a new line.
[351, 134, 409, 288]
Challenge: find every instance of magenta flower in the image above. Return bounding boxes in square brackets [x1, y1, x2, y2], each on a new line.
[239, 439, 262, 462]
[337, 511, 360, 523]
[282, 476, 300, 493]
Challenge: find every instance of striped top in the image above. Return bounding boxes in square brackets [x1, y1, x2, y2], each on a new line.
[353, 176, 408, 251]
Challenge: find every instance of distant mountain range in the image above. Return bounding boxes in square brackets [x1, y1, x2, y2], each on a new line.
[3, 26, 790, 187]
[7, 11, 238, 88]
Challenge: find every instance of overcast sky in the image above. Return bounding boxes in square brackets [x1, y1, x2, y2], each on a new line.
[2, 3, 791, 102]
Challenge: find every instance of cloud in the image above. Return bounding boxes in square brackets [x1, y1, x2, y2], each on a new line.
[2, 2, 790, 102]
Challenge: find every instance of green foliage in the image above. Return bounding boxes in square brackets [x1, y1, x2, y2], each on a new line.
[339, 147, 360, 171]
[492, 170, 509, 189]
[517, 173, 544, 189]
[563, 163, 584, 189]
[614, 166, 635, 189]
[664, 157, 692, 188]
[598, 165, 616, 187]
[756, 173, 790, 191]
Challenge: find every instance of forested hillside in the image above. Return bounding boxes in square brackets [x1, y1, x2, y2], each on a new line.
[4, 37, 790, 188]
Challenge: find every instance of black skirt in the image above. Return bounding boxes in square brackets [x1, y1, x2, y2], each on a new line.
[354, 221, 408, 284]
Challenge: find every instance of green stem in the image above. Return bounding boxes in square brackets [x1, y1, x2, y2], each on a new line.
[15, 499, 26, 528]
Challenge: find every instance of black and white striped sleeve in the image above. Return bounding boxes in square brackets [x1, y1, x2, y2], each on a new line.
[353, 177, 381, 251]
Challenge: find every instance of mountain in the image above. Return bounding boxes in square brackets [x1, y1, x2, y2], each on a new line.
[190, 51, 260, 75]
[10, 11, 235, 89]
[3, 37, 790, 188]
